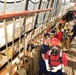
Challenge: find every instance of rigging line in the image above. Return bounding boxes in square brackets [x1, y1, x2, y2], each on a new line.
[29, 0, 39, 4]
[0, 0, 24, 4]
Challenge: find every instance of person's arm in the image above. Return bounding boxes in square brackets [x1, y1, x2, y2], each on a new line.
[45, 51, 51, 71]
[41, 54, 45, 61]
[62, 53, 67, 66]
[40, 45, 46, 60]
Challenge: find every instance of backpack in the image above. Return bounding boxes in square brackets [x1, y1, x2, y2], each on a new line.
[48, 50, 62, 67]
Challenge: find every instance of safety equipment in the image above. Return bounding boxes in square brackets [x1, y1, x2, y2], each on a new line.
[48, 49, 63, 68]
[51, 46, 59, 56]
[50, 38, 59, 46]
[45, 59, 51, 71]
[51, 48, 58, 56]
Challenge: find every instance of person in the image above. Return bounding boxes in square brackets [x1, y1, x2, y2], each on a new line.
[66, 11, 73, 22]
[70, 21, 76, 43]
[39, 33, 50, 75]
[61, 22, 71, 50]
[45, 38, 67, 75]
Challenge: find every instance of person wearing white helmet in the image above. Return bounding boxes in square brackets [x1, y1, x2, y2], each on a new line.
[45, 38, 67, 75]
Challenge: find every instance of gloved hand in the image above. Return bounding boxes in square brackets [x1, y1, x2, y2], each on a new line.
[51, 64, 62, 72]
[45, 59, 51, 71]
[61, 64, 65, 73]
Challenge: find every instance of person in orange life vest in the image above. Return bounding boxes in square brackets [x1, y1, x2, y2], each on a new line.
[39, 33, 50, 75]
[45, 38, 67, 75]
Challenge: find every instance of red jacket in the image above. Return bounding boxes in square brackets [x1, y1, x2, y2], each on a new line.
[45, 50, 67, 66]
[55, 31, 62, 41]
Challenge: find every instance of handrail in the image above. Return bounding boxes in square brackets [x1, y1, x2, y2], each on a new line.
[0, 8, 52, 19]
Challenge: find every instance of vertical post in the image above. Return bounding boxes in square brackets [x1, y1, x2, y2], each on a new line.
[4, 0, 6, 13]
[42, 0, 50, 23]
[47, 0, 55, 21]
[20, 0, 23, 10]
[34, 0, 42, 29]
[14, 0, 16, 12]
[23, 0, 29, 55]
[18, 16, 22, 70]
[4, 19, 11, 75]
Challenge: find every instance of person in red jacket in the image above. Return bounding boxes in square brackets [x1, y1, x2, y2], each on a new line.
[45, 38, 67, 75]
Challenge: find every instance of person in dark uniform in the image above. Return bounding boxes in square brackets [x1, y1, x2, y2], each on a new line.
[70, 21, 76, 43]
[39, 33, 50, 75]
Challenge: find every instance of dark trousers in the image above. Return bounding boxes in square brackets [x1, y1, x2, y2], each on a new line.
[47, 70, 62, 75]
[39, 59, 47, 75]
[70, 34, 76, 43]
[39, 71, 47, 75]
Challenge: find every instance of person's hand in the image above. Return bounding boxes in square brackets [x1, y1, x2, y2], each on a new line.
[51, 67, 58, 72]
[51, 64, 62, 72]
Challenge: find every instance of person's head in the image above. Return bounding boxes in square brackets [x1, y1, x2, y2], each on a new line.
[58, 23, 62, 31]
[50, 33, 54, 39]
[44, 33, 50, 38]
[65, 22, 69, 28]
[43, 33, 50, 45]
[49, 38, 59, 56]
[60, 19, 65, 24]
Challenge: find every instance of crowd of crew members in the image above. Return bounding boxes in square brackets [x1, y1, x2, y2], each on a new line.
[39, 18, 76, 75]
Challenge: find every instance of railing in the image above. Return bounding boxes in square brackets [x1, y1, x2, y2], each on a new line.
[0, 8, 53, 75]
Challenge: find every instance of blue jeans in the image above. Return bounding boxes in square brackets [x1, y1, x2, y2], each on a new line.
[47, 70, 62, 75]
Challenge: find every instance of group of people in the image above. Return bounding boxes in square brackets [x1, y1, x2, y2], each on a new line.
[39, 18, 76, 75]
[39, 33, 67, 75]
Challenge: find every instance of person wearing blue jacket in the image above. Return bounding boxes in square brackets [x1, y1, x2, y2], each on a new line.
[70, 21, 76, 43]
